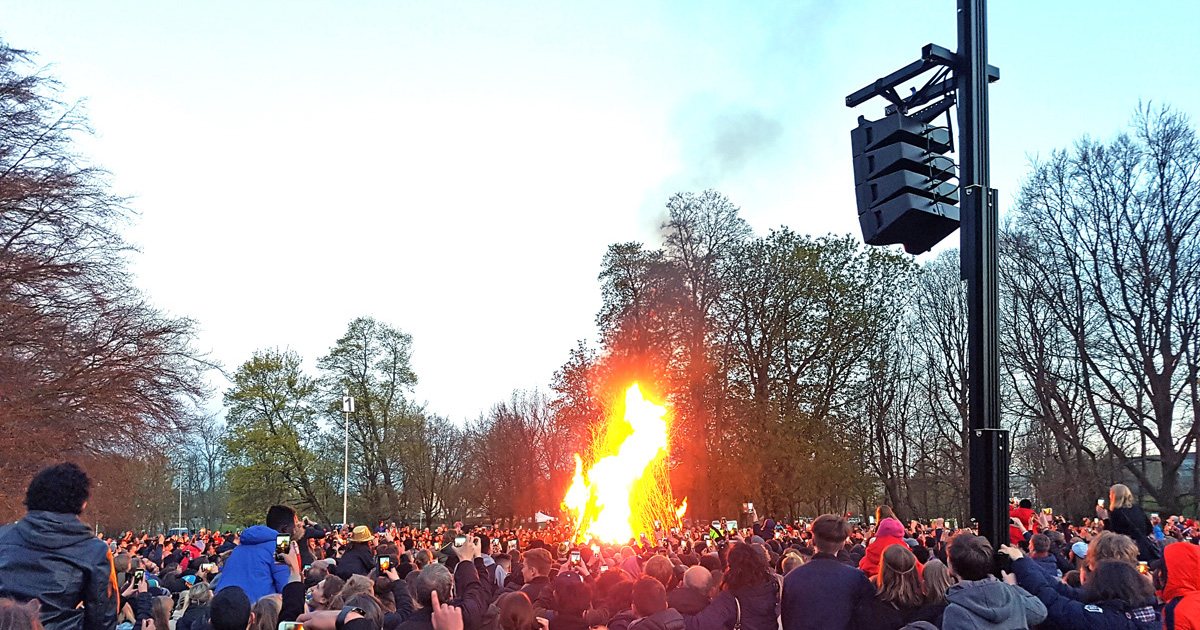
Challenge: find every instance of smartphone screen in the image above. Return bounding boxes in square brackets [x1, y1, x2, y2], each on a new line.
[278, 623, 305, 630]
[654, 520, 661, 529]
[1098, 499, 1105, 507]
[276, 534, 291, 562]
[726, 520, 738, 531]
[569, 550, 581, 566]
[599, 564, 608, 572]
[133, 569, 145, 583]
[377, 555, 391, 572]
[454, 535, 466, 547]
[508, 539, 518, 550]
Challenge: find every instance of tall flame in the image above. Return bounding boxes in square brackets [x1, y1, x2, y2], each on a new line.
[562, 383, 687, 543]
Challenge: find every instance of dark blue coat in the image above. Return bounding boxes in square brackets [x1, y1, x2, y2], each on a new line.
[1011, 556, 1159, 630]
[683, 579, 779, 630]
[781, 553, 874, 630]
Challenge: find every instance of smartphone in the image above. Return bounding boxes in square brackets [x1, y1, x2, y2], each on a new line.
[279, 623, 304, 630]
[1043, 508, 1052, 515]
[377, 555, 391, 572]
[1098, 499, 1105, 507]
[276, 534, 291, 563]
[199, 563, 217, 573]
[1138, 561, 1149, 575]
[726, 520, 738, 531]
[454, 535, 466, 547]
[508, 539, 518, 550]
[491, 538, 500, 550]
[599, 564, 608, 572]
[133, 569, 145, 584]
[654, 520, 661, 529]
[569, 550, 581, 566]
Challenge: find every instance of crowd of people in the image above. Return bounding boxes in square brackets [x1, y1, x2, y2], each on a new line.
[2, 463, 1200, 630]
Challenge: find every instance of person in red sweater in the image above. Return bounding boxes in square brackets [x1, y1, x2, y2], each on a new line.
[859, 518, 922, 578]
[1009, 499, 1036, 546]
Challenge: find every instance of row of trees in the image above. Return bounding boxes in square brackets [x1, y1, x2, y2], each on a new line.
[0, 41, 209, 527]
[549, 106, 1200, 523]
[4, 33, 1197, 528]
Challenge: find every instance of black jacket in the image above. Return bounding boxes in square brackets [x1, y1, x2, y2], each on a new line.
[850, 595, 945, 630]
[1106, 506, 1159, 560]
[781, 553, 874, 630]
[666, 587, 710, 616]
[335, 543, 376, 578]
[176, 604, 209, 630]
[0, 511, 118, 630]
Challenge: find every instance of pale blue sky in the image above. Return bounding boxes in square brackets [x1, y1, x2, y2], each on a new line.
[4, 1, 1197, 422]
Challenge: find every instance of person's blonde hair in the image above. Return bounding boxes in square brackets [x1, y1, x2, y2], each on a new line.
[178, 582, 212, 615]
[151, 596, 173, 630]
[1109, 484, 1135, 509]
[922, 559, 954, 604]
[876, 545, 924, 608]
[250, 595, 281, 630]
[1086, 531, 1138, 570]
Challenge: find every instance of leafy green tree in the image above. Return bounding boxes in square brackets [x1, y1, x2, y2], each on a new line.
[223, 349, 335, 524]
[318, 317, 420, 523]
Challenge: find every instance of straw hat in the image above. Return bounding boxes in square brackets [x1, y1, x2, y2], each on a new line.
[350, 526, 374, 543]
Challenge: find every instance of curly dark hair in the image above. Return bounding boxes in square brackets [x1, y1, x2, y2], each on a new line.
[721, 542, 774, 593]
[25, 462, 90, 514]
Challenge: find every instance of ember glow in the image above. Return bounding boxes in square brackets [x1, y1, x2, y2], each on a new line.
[562, 383, 687, 543]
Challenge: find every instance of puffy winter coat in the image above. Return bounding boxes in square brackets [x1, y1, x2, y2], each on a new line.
[214, 525, 290, 602]
[1162, 542, 1200, 630]
[0, 511, 118, 630]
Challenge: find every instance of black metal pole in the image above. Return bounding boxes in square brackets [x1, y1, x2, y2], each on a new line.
[958, 0, 1008, 551]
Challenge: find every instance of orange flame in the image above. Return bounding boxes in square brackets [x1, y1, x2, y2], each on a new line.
[676, 498, 688, 521]
[562, 384, 686, 543]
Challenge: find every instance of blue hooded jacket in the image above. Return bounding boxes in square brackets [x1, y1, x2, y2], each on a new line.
[214, 526, 290, 602]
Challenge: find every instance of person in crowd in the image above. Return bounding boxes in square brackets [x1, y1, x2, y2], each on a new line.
[210, 587, 254, 630]
[666, 567, 711, 616]
[548, 577, 591, 630]
[148, 596, 172, 630]
[683, 542, 778, 630]
[643, 557, 673, 589]
[391, 535, 487, 630]
[1160, 541, 1200, 629]
[782, 514, 874, 630]
[495, 592, 541, 630]
[1027, 534, 1062, 579]
[250, 595, 281, 630]
[0, 463, 118, 630]
[921, 559, 954, 605]
[335, 527, 378, 579]
[1009, 500, 1036, 546]
[176, 582, 212, 630]
[519, 549, 554, 607]
[629, 577, 683, 630]
[1096, 484, 1157, 561]
[217, 505, 298, 602]
[0, 599, 45, 630]
[942, 534, 1045, 630]
[310, 576, 346, 612]
[854, 544, 945, 630]
[1002, 543, 1160, 629]
[859, 518, 921, 579]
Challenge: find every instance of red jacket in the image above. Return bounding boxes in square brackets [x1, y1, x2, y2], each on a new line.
[1009, 506, 1035, 545]
[1162, 542, 1200, 630]
[858, 535, 923, 578]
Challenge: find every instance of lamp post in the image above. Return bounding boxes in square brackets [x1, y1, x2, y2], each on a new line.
[342, 393, 355, 526]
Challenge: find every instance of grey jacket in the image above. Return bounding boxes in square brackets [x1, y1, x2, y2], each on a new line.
[942, 577, 1047, 630]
